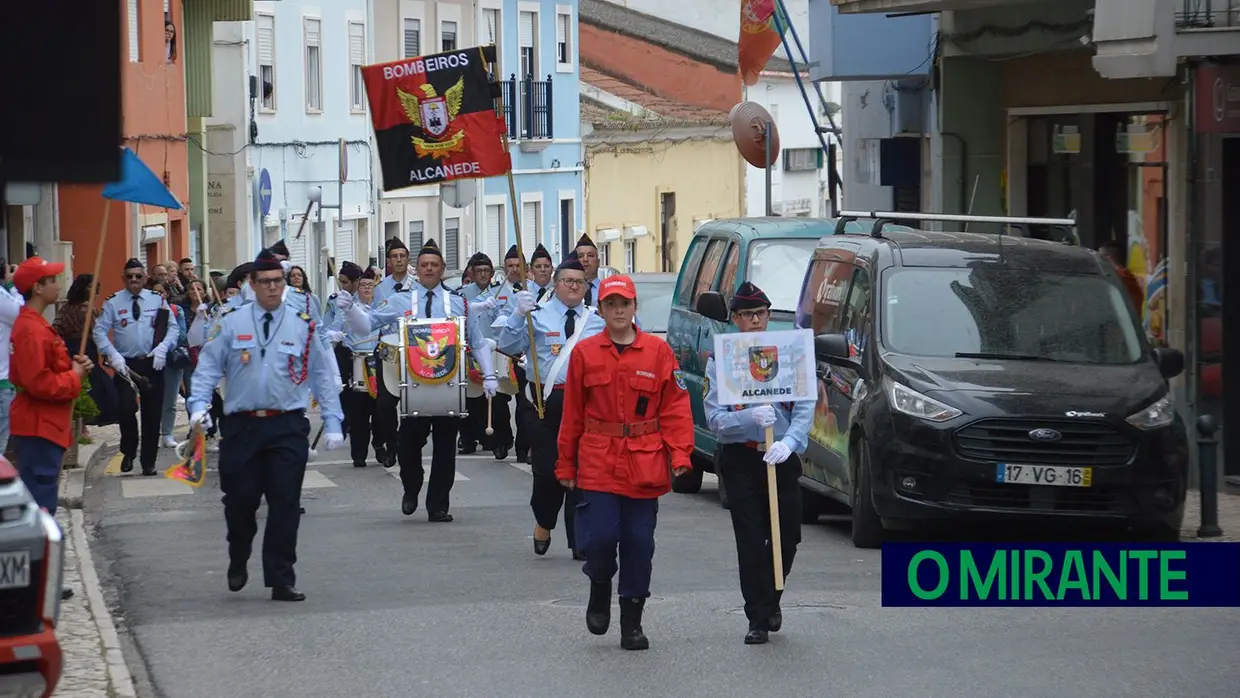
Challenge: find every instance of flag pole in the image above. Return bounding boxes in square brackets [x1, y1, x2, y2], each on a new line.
[489, 48, 545, 420]
[78, 198, 113, 357]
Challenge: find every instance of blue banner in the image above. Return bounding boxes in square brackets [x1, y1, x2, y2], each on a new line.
[881, 543, 1240, 607]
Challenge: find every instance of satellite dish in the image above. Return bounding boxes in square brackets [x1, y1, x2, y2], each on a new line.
[729, 101, 780, 169]
[441, 179, 478, 209]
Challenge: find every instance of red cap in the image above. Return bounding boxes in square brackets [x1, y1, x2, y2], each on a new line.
[12, 257, 65, 294]
[598, 275, 637, 301]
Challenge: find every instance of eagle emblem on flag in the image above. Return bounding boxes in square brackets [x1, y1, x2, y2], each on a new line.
[748, 346, 779, 383]
[397, 76, 467, 159]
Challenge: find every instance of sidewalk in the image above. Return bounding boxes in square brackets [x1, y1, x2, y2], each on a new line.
[1181, 488, 1240, 542]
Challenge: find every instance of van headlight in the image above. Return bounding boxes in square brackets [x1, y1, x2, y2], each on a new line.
[1126, 395, 1176, 430]
[886, 378, 962, 422]
[37, 510, 64, 626]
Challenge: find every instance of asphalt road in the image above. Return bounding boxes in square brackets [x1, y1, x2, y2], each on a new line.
[86, 413, 1240, 698]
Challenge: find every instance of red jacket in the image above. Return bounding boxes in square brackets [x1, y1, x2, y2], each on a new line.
[556, 329, 694, 498]
[10, 307, 82, 449]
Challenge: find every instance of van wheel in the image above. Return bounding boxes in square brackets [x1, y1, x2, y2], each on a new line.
[716, 468, 731, 510]
[801, 489, 824, 524]
[850, 438, 884, 549]
[672, 467, 704, 494]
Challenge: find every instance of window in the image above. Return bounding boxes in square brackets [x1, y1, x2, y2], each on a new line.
[348, 23, 366, 113]
[599, 243, 610, 267]
[624, 241, 636, 274]
[304, 18, 323, 112]
[796, 257, 855, 335]
[747, 238, 818, 313]
[482, 9, 502, 76]
[784, 148, 822, 172]
[674, 237, 708, 306]
[555, 9, 572, 67]
[518, 11, 537, 78]
[485, 204, 503, 260]
[717, 243, 741, 304]
[165, 4, 177, 63]
[443, 218, 460, 270]
[521, 201, 541, 253]
[559, 198, 574, 254]
[691, 239, 728, 306]
[257, 14, 276, 111]
[441, 20, 457, 52]
[127, 0, 141, 62]
[408, 220, 425, 251]
[403, 18, 421, 59]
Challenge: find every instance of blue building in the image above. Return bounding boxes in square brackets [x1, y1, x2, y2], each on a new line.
[478, 0, 583, 263]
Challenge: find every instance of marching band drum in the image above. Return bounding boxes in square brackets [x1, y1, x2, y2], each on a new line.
[379, 315, 469, 417]
[466, 338, 519, 399]
[349, 351, 371, 392]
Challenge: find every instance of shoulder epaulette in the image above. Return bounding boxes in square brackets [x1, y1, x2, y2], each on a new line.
[292, 286, 306, 295]
[220, 306, 238, 316]
[328, 293, 337, 301]
[298, 312, 311, 321]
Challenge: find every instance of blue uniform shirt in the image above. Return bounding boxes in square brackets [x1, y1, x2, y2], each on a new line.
[94, 288, 181, 359]
[374, 272, 414, 306]
[703, 355, 813, 454]
[189, 302, 343, 432]
[463, 283, 503, 340]
[354, 281, 494, 375]
[491, 281, 550, 331]
[496, 294, 605, 388]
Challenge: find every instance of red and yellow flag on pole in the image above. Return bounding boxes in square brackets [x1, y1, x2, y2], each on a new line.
[738, 0, 785, 86]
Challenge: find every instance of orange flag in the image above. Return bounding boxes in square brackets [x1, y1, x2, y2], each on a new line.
[738, 0, 785, 86]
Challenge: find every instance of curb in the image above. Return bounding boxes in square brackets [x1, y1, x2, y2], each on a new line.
[59, 440, 115, 510]
[70, 509, 138, 698]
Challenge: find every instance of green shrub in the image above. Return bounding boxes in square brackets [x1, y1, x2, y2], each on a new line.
[74, 373, 101, 422]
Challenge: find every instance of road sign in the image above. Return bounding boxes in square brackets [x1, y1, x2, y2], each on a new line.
[258, 168, 273, 217]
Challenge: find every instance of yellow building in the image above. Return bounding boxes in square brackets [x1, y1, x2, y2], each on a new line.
[580, 68, 744, 273]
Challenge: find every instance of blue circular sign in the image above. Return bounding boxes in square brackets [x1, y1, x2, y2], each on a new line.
[258, 169, 273, 217]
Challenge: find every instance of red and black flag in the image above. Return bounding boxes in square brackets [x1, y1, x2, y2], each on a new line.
[362, 45, 510, 191]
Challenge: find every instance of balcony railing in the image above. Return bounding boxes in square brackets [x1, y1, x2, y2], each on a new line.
[1177, 0, 1240, 29]
[492, 74, 554, 140]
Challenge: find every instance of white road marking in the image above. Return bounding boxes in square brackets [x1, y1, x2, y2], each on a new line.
[508, 461, 532, 475]
[301, 470, 336, 489]
[384, 466, 469, 482]
[121, 479, 195, 498]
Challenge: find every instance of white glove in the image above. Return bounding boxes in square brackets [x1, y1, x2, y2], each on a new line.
[280, 260, 292, 274]
[483, 375, 499, 398]
[326, 330, 346, 345]
[471, 297, 497, 311]
[764, 440, 792, 465]
[323, 432, 345, 451]
[346, 302, 370, 335]
[190, 410, 213, 431]
[751, 405, 777, 428]
[513, 290, 536, 317]
[334, 290, 354, 310]
[196, 303, 209, 314]
[517, 355, 528, 371]
[109, 352, 128, 377]
[149, 343, 169, 371]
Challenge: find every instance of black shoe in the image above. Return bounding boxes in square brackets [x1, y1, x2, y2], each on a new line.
[618, 597, 648, 650]
[374, 446, 388, 466]
[493, 446, 508, 461]
[141, 466, 157, 476]
[353, 461, 367, 468]
[744, 627, 769, 645]
[587, 580, 611, 635]
[271, 586, 305, 602]
[401, 494, 417, 516]
[227, 566, 248, 592]
[384, 452, 397, 468]
[572, 549, 586, 561]
[120, 455, 134, 473]
[428, 511, 454, 522]
[459, 445, 477, 455]
[534, 537, 551, 556]
[299, 507, 306, 514]
[768, 609, 782, 633]
[61, 588, 74, 600]
[516, 450, 529, 463]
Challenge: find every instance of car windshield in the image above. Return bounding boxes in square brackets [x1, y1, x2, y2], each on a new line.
[633, 278, 676, 332]
[748, 239, 818, 312]
[883, 268, 1144, 364]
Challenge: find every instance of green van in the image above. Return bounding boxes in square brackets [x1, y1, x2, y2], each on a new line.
[666, 217, 848, 503]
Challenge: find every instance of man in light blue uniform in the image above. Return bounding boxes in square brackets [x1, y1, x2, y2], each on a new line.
[94, 258, 181, 475]
[572, 234, 603, 306]
[188, 249, 343, 603]
[497, 256, 604, 560]
[457, 252, 509, 457]
[492, 243, 553, 463]
[702, 281, 813, 645]
[338, 239, 498, 521]
[374, 236, 413, 307]
[338, 266, 386, 467]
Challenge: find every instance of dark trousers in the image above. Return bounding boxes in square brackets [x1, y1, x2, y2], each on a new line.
[462, 394, 513, 450]
[218, 412, 310, 588]
[717, 444, 803, 628]
[529, 389, 576, 548]
[334, 344, 354, 434]
[207, 390, 223, 438]
[13, 436, 66, 516]
[397, 416, 460, 515]
[513, 365, 533, 456]
[575, 490, 659, 599]
[344, 390, 380, 465]
[113, 356, 164, 470]
[371, 345, 399, 454]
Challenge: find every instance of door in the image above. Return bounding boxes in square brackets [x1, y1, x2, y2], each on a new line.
[826, 263, 873, 493]
[668, 234, 708, 369]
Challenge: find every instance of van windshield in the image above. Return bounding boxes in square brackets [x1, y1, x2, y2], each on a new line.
[748, 238, 818, 312]
[883, 268, 1144, 364]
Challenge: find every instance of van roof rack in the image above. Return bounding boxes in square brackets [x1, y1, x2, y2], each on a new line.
[834, 211, 1077, 240]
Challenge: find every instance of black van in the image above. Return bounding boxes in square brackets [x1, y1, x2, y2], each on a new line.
[791, 225, 1188, 548]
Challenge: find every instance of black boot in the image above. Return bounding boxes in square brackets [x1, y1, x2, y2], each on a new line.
[619, 597, 649, 650]
[586, 580, 611, 635]
[769, 589, 783, 632]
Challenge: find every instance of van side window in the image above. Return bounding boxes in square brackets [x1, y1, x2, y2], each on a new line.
[674, 237, 708, 306]
[806, 260, 855, 335]
[717, 242, 741, 304]
[841, 267, 873, 351]
[691, 239, 728, 307]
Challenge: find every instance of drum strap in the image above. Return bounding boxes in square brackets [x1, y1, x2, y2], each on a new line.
[542, 306, 596, 401]
[410, 288, 452, 320]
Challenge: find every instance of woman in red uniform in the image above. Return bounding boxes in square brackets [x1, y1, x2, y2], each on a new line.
[556, 275, 695, 650]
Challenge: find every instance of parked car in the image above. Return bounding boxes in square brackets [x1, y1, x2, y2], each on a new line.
[730, 224, 1188, 547]
[0, 456, 65, 697]
[665, 217, 859, 501]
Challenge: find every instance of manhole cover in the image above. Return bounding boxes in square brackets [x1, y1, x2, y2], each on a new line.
[546, 595, 668, 609]
[723, 602, 847, 616]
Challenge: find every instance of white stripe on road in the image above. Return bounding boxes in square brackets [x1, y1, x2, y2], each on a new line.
[121, 479, 196, 498]
[383, 465, 469, 482]
[302, 470, 336, 489]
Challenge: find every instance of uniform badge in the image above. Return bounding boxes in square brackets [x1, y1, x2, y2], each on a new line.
[120, 319, 128, 328]
[673, 369, 687, 391]
[298, 312, 311, 321]
[207, 323, 222, 342]
[550, 343, 563, 356]
[240, 349, 251, 365]
[701, 374, 710, 397]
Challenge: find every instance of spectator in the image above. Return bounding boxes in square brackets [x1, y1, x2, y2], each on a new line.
[53, 274, 118, 432]
[1, 261, 22, 458]
[150, 280, 190, 447]
[1097, 241, 1144, 315]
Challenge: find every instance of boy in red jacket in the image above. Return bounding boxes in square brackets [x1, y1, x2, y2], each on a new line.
[9, 257, 93, 516]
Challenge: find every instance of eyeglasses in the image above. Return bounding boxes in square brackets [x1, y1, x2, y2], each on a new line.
[558, 278, 586, 287]
[252, 277, 285, 287]
[125, 273, 145, 281]
[733, 309, 770, 321]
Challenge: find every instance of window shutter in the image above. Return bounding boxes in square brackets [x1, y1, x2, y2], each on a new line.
[485, 204, 502, 260]
[257, 15, 275, 64]
[483, 9, 499, 44]
[556, 15, 566, 45]
[403, 18, 421, 58]
[349, 23, 365, 64]
[335, 222, 355, 265]
[128, 0, 140, 62]
[306, 18, 321, 47]
[521, 201, 538, 252]
[444, 218, 460, 270]
[518, 12, 534, 48]
[408, 221, 425, 251]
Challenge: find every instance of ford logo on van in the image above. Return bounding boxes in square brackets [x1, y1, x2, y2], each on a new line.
[1028, 428, 1062, 442]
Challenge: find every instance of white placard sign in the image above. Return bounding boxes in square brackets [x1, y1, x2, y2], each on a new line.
[713, 329, 817, 407]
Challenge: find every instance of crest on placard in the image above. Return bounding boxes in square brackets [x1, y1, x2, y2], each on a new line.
[397, 77, 467, 159]
[748, 346, 779, 383]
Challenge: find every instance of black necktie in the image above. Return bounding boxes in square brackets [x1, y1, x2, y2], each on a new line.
[565, 308, 576, 339]
[394, 283, 403, 292]
[536, 286, 547, 303]
[584, 285, 592, 307]
[424, 290, 434, 318]
[131, 295, 141, 322]
[262, 312, 273, 340]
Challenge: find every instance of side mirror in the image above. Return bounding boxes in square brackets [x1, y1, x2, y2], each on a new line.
[815, 333, 851, 363]
[1153, 347, 1184, 380]
[696, 291, 730, 323]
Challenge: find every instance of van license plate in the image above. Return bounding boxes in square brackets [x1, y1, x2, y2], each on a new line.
[0, 550, 31, 590]
[996, 464, 1092, 487]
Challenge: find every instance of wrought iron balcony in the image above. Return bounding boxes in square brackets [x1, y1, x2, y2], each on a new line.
[830, 0, 1032, 15]
[1177, 0, 1240, 29]
[492, 74, 554, 141]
